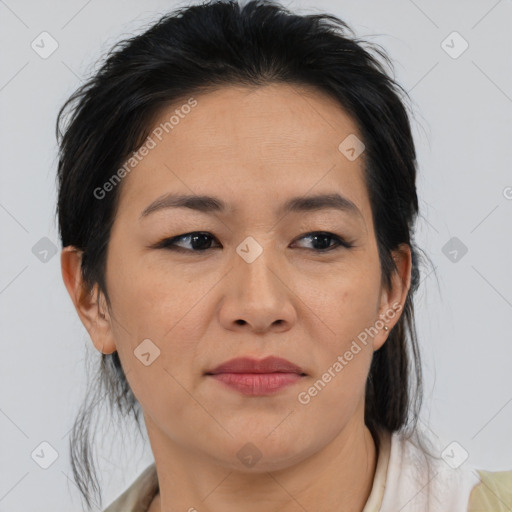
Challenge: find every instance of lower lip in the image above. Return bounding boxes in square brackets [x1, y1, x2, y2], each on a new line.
[208, 372, 303, 396]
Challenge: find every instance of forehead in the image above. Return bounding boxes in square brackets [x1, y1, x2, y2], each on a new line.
[117, 83, 371, 225]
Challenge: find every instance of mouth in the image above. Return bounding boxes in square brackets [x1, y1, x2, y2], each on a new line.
[207, 372, 305, 395]
[205, 355, 306, 375]
[204, 356, 307, 396]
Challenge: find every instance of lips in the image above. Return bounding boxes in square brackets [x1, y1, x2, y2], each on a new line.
[205, 356, 307, 396]
[205, 356, 306, 375]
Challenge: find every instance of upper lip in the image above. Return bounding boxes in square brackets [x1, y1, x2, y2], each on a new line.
[206, 356, 306, 375]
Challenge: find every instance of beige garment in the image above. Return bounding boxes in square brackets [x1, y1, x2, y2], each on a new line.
[103, 463, 159, 512]
[468, 470, 512, 512]
[102, 430, 512, 511]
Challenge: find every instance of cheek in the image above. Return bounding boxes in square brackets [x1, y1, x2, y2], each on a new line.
[105, 253, 208, 407]
[106, 243, 215, 340]
[296, 259, 381, 346]
[291, 259, 381, 403]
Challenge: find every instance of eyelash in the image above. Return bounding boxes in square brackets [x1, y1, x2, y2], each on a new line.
[151, 231, 354, 253]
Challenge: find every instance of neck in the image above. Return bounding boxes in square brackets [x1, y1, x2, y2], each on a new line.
[146, 414, 379, 512]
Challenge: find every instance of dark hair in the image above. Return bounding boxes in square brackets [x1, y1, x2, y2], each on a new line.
[55, 0, 430, 509]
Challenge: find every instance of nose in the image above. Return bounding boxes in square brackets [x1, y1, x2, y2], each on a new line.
[218, 243, 297, 334]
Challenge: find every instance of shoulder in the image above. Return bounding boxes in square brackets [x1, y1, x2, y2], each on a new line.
[467, 469, 512, 512]
[379, 431, 481, 512]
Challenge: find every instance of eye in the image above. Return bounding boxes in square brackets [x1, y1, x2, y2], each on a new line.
[291, 231, 354, 252]
[152, 231, 353, 253]
[152, 232, 220, 252]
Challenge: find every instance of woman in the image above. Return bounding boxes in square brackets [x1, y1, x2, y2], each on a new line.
[56, 1, 511, 510]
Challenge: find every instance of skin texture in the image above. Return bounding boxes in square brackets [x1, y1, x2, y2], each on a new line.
[61, 83, 411, 512]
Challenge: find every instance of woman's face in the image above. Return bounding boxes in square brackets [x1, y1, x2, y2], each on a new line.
[67, 83, 410, 471]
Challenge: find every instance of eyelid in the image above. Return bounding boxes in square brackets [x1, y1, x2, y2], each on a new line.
[291, 231, 354, 249]
[151, 231, 354, 252]
[150, 232, 220, 251]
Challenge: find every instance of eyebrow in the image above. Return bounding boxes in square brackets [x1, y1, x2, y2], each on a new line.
[139, 192, 362, 220]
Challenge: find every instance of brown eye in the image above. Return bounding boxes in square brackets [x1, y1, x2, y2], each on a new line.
[152, 231, 353, 254]
[153, 232, 221, 252]
[292, 232, 353, 251]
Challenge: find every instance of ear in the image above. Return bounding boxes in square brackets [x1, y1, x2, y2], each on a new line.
[373, 243, 412, 351]
[60, 246, 117, 355]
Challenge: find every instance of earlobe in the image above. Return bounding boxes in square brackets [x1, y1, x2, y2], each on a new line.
[60, 246, 117, 355]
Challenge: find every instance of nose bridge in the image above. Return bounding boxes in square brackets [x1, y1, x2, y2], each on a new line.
[217, 229, 298, 333]
[227, 236, 292, 332]
[234, 234, 282, 300]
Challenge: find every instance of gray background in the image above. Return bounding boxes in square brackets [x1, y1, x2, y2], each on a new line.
[1, 0, 511, 510]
